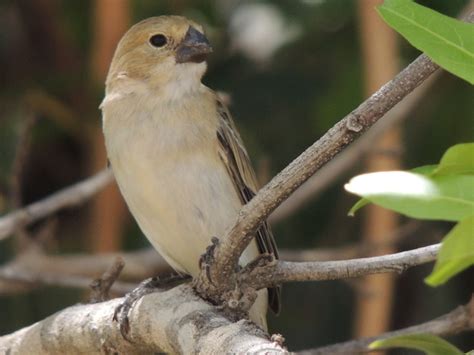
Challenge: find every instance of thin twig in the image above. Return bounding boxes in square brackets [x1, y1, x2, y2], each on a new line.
[9, 112, 37, 249]
[0, 247, 167, 295]
[0, 169, 114, 241]
[300, 295, 474, 354]
[89, 257, 125, 303]
[9, 113, 36, 209]
[0, 264, 135, 295]
[243, 244, 439, 291]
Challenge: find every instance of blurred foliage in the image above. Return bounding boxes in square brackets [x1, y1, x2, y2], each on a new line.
[0, 0, 472, 352]
[370, 333, 464, 354]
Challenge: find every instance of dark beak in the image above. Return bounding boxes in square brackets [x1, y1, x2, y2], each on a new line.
[175, 26, 212, 64]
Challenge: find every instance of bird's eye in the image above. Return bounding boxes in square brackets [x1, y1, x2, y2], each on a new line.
[149, 34, 167, 48]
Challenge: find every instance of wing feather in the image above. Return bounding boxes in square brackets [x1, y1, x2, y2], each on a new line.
[215, 97, 281, 314]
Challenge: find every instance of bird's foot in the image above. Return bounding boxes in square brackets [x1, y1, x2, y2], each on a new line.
[224, 253, 276, 314]
[198, 236, 220, 286]
[113, 274, 190, 340]
[195, 239, 276, 324]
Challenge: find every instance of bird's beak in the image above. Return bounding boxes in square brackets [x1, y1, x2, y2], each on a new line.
[175, 26, 212, 64]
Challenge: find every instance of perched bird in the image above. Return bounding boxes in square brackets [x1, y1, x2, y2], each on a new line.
[101, 16, 280, 330]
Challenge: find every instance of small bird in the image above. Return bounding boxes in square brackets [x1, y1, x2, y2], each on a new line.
[101, 16, 280, 330]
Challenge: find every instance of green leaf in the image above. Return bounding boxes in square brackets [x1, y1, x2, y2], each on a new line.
[425, 215, 474, 286]
[434, 143, 474, 175]
[370, 333, 463, 355]
[344, 171, 474, 221]
[412, 164, 438, 175]
[348, 164, 437, 216]
[348, 198, 370, 216]
[378, 0, 474, 84]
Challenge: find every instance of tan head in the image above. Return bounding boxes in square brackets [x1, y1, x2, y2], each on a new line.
[105, 16, 212, 99]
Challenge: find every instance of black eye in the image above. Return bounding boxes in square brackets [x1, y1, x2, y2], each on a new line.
[149, 34, 167, 47]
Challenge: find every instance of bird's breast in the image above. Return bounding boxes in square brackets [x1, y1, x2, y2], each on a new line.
[102, 95, 253, 275]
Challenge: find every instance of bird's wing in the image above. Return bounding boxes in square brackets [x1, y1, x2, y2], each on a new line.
[215, 97, 281, 314]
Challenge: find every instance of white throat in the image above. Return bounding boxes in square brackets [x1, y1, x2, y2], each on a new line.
[101, 61, 207, 109]
[160, 62, 207, 102]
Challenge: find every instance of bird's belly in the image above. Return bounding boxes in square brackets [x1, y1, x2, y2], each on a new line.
[111, 149, 258, 276]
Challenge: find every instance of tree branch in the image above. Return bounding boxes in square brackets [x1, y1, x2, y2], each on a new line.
[206, 7, 474, 297]
[0, 244, 444, 353]
[0, 247, 167, 295]
[301, 296, 474, 354]
[197, 52, 440, 303]
[89, 257, 126, 302]
[0, 285, 285, 354]
[0, 261, 136, 295]
[269, 71, 440, 223]
[0, 169, 113, 241]
[244, 244, 439, 290]
[0, 221, 419, 295]
[0, 239, 437, 299]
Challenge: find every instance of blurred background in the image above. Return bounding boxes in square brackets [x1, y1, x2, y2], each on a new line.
[0, 0, 472, 352]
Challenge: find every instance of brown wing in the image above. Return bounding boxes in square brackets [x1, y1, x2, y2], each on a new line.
[215, 97, 281, 314]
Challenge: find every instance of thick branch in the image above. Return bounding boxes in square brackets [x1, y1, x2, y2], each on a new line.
[199, 52, 440, 299]
[0, 169, 113, 241]
[0, 244, 441, 353]
[302, 296, 474, 354]
[0, 285, 285, 354]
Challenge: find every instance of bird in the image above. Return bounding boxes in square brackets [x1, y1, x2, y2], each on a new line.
[101, 15, 280, 330]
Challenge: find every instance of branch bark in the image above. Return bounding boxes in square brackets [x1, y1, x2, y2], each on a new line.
[0, 285, 285, 354]
[241, 244, 439, 292]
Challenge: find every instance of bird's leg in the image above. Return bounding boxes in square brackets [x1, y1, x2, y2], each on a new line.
[198, 236, 220, 286]
[113, 273, 191, 340]
[195, 238, 277, 324]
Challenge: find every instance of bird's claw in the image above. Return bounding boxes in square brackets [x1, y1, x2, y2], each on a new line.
[199, 237, 220, 285]
[113, 276, 159, 341]
[113, 275, 190, 340]
[113, 302, 132, 340]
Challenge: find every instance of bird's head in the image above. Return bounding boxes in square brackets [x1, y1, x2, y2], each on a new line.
[105, 16, 212, 100]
